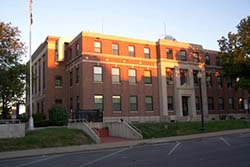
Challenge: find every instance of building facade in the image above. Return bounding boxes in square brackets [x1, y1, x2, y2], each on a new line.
[27, 32, 248, 122]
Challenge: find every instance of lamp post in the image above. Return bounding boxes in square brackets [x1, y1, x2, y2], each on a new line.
[197, 71, 206, 132]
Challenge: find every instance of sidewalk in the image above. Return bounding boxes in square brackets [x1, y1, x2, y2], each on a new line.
[0, 128, 250, 160]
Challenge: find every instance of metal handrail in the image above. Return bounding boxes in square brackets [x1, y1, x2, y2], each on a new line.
[123, 120, 142, 134]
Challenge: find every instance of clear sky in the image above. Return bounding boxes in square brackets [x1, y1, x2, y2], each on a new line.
[1, 0, 250, 62]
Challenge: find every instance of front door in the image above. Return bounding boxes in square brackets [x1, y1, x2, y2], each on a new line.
[182, 96, 189, 116]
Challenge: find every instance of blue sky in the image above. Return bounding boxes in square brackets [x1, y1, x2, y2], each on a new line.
[1, 0, 250, 62]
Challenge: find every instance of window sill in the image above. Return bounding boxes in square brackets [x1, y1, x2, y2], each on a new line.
[146, 110, 154, 112]
[55, 86, 63, 88]
[112, 82, 121, 85]
[112, 111, 122, 113]
[94, 81, 103, 84]
[145, 84, 152, 86]
[130, 110, 138, 113]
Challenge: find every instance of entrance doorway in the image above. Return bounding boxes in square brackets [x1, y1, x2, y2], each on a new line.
[182, 96, 189, 116]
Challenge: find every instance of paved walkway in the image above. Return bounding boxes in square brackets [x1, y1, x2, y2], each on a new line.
[0, 128, 250, 160]
[101, 137, 129, 143]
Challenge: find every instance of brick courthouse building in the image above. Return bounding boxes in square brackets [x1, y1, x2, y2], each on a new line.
[27, 32, 248, 122]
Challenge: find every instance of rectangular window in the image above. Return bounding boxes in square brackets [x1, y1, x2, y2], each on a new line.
[70, 71, 73, 86]
[205, 54, 210, 65]
[76, 67, 79, 83]
[76, 43, 80, 55]
[196, 96, 200, 110]
[228, 97, 234, 110]
[145, 96, 153, 111]
[130, 96, 137, 111]
[94, 95, 103, 111]
[238, 98, 244, 110]
[112, 96, 121, 111]
[208, 97, 214, 110]
[94, 66, 103, 82]
[206, 73, 213, 87]
[216, 56, 221, 66]
[42, 60, 45, 89]
[76, 96, 80, 110]
[180, 50, 187, 61]
[218, 97, 224, 110]
[112, 43, 119, 55]
[193, 70, 199, 86]
[216, 73, 223, 88]
[55, 99, 63, 105]
[144, 48, 150, 58]
[38, 60, 41, 92]
[128, 46, 135, 57]
[192, 52, 199, 63]
[180, 69, 188, 85]
[70, 97, 73, 111]
[144, 70, 152, 84]
[166, 68, 173, 85]
[168, 96, 174, 111]
[94, 41, 101, 53]
[227, 78, 233, 88]
[55, 76, 62, 87]
[128, 69, 136, 84]
[112, 68, 120, 83]
[166, 49, 173, 59]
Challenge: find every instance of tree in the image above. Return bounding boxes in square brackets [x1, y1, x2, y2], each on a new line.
[218, 16, 250, 90]
[0, 21, 27, 119]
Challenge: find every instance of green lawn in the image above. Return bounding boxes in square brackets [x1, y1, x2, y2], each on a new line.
[0, 128, 93, 152]
[134, 120, 250, 139]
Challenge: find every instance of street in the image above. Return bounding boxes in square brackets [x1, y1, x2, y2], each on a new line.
[1, 133, 250, 167]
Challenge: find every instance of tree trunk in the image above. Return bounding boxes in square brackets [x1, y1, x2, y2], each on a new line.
[2, 96, 9, 119]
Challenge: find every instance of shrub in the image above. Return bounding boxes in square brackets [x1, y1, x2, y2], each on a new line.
[48, 105, 68, 126]
[33, 112, 47, 127]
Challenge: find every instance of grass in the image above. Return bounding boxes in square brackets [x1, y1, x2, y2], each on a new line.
[134, 120, 250, 139]
[0, 127, 93, 152]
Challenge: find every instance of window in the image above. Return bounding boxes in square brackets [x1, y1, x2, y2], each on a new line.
[38, 60, 41, 91]
[206, 73, 213, 87]
[112, 43, 119, 55]
[94, 95, 103, 111]
[205, 54, 210, 65]
[145, 96, 153, 111]
[228, 97, 234, 110]
[70, 71, 73, 86]
[208, 97, 214, 110]
[70, 97, 73, 111]
[180, 69, 188, 85]
[130, 96, 137, 111]
[193, 70, 199, 86]
[42, 60, 45, 89]
[94, 41, 101, 53]
[216, 72, 223, 88]
[166, 68, 174, 85]
[196, 97, 200, 110]
[179, 50, 187, 61]
[227, 78, 233, 88]
[168, 96, 174, 111]
[112, 96, 121, 111]
[76, 67, 79, 83]
[216, 56, 221, 66]
[55, 76, 62, 87]
[76, 96, 80, 110]
[94, 66, 103, 82]
[76, 43, 80, 55]
[128, 69, 136, 84]
[55, 99, 62, 105]
[218, 97, 224, 110]
[144, 48, 150, 58]
[112, 68, 120, 83]
[192, 52, 199, 63]
[144, 70, 152, 84]
[128, 46, 135, 57]
[37, 103, 40, 113]
[166, 49, 173, 59]
[238, 98, 244, 110]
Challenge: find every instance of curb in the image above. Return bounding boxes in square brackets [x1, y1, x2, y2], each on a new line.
[0, 128, 250, 160]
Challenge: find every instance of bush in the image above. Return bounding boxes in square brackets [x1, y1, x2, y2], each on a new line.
[48, 105, 68, 126]
[33, 112, 47, 127]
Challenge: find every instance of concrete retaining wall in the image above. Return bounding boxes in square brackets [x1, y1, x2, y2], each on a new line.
[0, 123, 25, 139]
[106, 121, 143, 140]
[68, 122, 101, 143]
